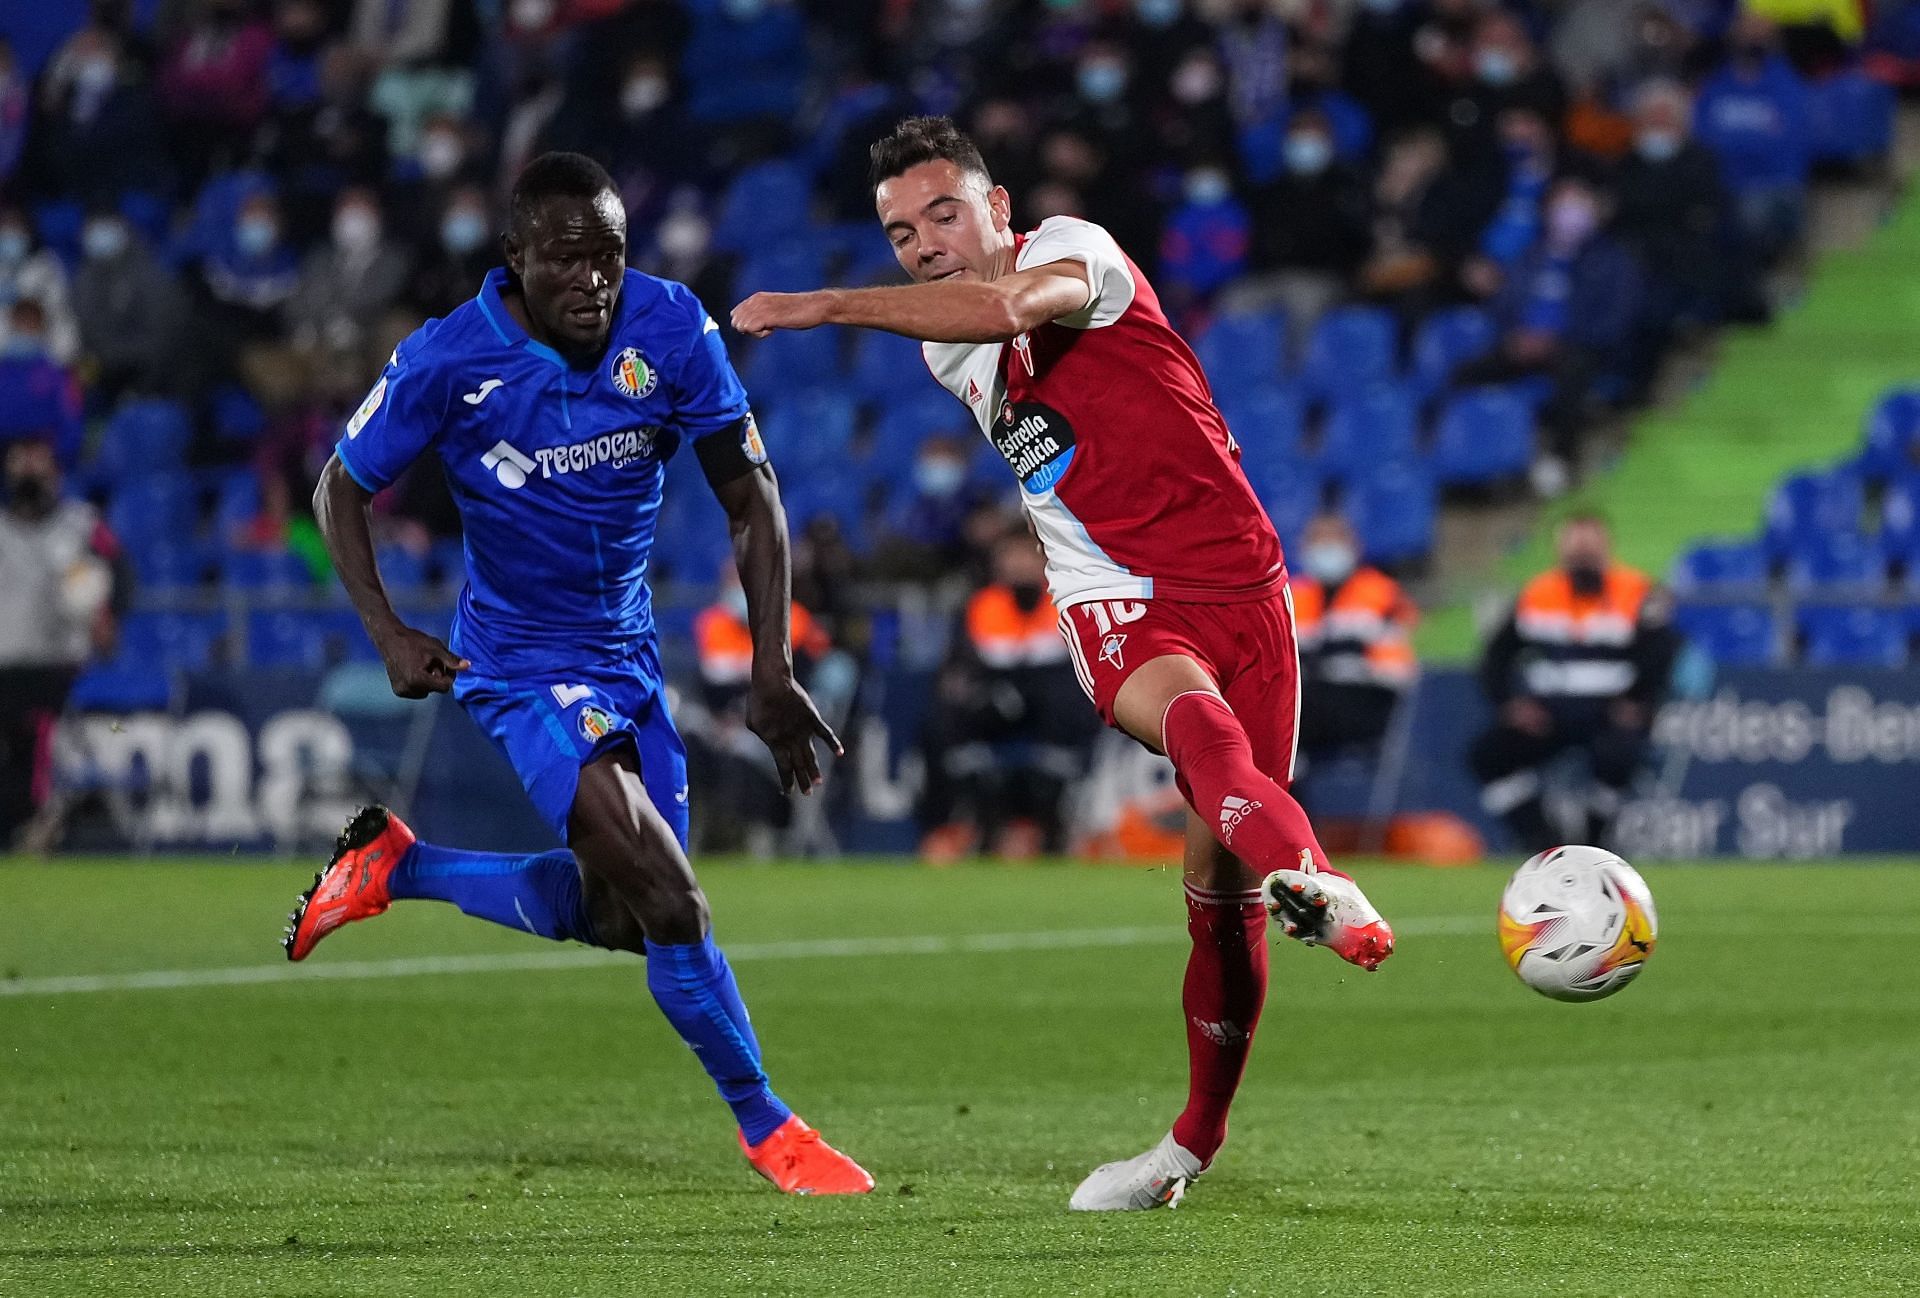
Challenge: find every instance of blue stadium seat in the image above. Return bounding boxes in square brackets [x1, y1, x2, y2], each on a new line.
[1673, 603, 1779, 666]
[1344, 460, 1436, 565]
[1193, 307, 1288, 390]
[310, 607, 381, 662]
[29, 199, 83, 264]
[1410, 306, 1496, 399]
[1430, 386, 1536, 486]
[222, 547, 314, 592]
[1809, 71, 1895, 165]
[68, 659, 172, 712]
[1245, 458, 1324, 553]
[97, 398, 194, 484]
[119, 611, 227, 672]
[757, 388, 857, 469]
[1298, 305, 1398, 401]
[733, 241, 829, 297]
[108, 469, 199, 548]
[1786, 531, 1888, 594]
[247, 609, 328, 669]
[430, 537, 468, 587]
[131, 540, 213, 590]
[376, 543, 431, 591]
[849, 329, 928, 403]
[713, 161, 814, 254]
[1217, 384, 1306, 466]
[211, 468, 262, 542]
[210, 385, 267, 446]
[1800, 605, 1909, 668]
[1318, 384, 1419, 483]
[742, 326, 844, 400]
[1670, 538, 1771, 594]
[1765, 468, 1866, 559]
[1859, 387, 1920, 481]
[878, 392, 971, 447]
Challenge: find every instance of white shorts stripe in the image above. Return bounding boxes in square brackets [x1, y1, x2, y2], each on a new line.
[1282, 583, 1302, 786]
[1059, 611, 1096, 701]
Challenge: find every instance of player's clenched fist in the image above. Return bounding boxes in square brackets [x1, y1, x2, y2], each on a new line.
[374, 624, 470, 698]
[731, 291, 830, 338]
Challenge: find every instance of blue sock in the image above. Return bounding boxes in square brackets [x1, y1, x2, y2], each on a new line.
[387, 841, 594, 944]
[645, 936, 793, 1144]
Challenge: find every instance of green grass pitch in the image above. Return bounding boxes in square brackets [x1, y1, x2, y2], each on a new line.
[3, 857, 1917, 1296]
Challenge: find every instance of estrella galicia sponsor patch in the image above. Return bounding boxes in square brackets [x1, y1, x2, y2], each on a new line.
[741, 412, 768, 465]
[346, 375, 387, 438]
[611, 347, 657, 399]
[992, 399, 1076, 493]
[578, 705, 615, 743]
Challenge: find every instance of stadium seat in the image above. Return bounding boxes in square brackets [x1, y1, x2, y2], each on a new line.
[733, 241, 829, 297]
[1670, 539, 1771, 594]
[131, 540, 213, 590]
[1409, 306, 1496, 399]
[1245, 457, 1324, 553]
[376, 543, 431, 592]
[1809, 71, 1895, 166]
[247, 609, 329, 670]
[1800, 605, 1909, 668]
[1430, 386, 1536, 486]
[1318, 384, 1419, 483]
[1764, 469, 1866, 560]
[1859, 387, 1920, 481]
[430, 537, 468, 587]
[1785, 531, 1888, 595]
[878, 392, 971, 447]
[119, 611, 227, 672]
[1192, 307, 1288, 390]
[221, 547, 314, 592]
[67, 659, 173, 712]
[210, 385, 267, 447]
[1673, 603, 1779, 666]
[742, 327, 844, 401]
[757, 388, 857, 470]
[96, 398, 194, 484]
[1297, 305, 1398, 401]
[1217, 384, 1306, 466]
[713, 161, 814, 254]
[108, 470, 199, 547]
[1343, 460, 1437, 566]
[29, 199, 83, 264]
[849, 329, 929, 403]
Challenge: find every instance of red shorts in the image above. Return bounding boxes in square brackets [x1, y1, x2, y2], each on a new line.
[1057, 588, 1303, 786]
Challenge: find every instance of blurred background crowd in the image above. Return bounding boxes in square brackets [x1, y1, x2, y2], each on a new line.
[1, 0, 1913, 856]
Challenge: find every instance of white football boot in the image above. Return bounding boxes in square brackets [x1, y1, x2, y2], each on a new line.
[1068, 1131, 1207, 1212]
[1262, 852, 1396, 971]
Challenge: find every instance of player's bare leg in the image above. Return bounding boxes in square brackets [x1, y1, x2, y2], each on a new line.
[569, 749, 873, 1195]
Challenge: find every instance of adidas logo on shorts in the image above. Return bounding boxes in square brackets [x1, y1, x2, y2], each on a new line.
[1219, 794, 1263, 844]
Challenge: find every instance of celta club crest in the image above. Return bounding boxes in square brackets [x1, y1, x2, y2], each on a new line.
[611, 347, 656, 399]
[1099, 632, 1127, 669]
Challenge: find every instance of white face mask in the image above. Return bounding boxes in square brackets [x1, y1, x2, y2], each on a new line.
[621, 76, 669, 117]
[83, 219, 129, 260]
[510, 0, 555, 29]
[419, 133, 463, 180]
[1171, 59, 1221, 104]
[657, 212, 710, 261]
[333, 206, 380, 251]
[1304, 541, 1357, 585]
[1185, 169, 1231, 206]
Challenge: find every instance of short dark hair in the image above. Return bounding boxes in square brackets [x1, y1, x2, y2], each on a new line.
[510, 152, 619, 237]
[868, 116, 992, 192]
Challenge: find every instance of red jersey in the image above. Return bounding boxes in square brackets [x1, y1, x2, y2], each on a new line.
[922, 216, 1286, 611]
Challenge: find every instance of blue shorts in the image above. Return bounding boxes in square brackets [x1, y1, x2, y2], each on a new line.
[453, 639, 690, 850]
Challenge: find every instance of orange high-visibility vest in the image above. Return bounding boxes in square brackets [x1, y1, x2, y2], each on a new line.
[966, 584, 1069, 669]
[1289, 567, 1418, 689]
[1510, 564, 1651, 699]
[695, 602, 829, 687]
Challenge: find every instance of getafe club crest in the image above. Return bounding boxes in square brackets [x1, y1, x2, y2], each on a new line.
[578, 705, 615, 743]
[611, 347, 656, 399]
[741, 413, 768, 465]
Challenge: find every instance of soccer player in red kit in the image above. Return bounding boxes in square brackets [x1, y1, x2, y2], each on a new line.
[732, 116, 1395, 1211]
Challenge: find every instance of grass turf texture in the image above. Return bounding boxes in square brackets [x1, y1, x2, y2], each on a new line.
[2, 859, 1917, 1296]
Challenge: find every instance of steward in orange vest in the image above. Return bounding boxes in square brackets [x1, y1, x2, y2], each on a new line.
[1469, 513, 1677, 852]
[1289, 513, 1418, 755]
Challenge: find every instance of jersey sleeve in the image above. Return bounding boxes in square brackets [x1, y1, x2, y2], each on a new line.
[1016, 217, 1138, 330]
[669, 305, 751, 441]
[333, 333, 447, 493]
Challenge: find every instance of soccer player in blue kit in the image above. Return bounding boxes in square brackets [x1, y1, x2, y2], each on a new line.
[283, 153, 874, 1195]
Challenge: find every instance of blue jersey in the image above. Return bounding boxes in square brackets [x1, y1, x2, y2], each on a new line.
[336, 267, 754, 676]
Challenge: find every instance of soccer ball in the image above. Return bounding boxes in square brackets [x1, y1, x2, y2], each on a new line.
[1497, 845, 1658, 1002]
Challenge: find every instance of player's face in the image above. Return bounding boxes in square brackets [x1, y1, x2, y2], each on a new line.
[507, 191, 627, 356]
[877, 160, 1013, 285]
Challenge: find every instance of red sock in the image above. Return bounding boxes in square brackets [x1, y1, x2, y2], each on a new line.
[1159, 690, 1342, 878]
[1171, 882, 1268, 1165]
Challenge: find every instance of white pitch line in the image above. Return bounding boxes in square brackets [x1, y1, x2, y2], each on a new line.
[0, 915, 1487, 1000]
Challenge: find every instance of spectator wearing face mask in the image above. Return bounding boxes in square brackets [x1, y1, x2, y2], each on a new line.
[1612, 80, 1759, 332]
[1289, 513, 1418, 761]
[0, 208, 79, 366]
[1441, 9, 1567, 167]
[1159, 163, 1251, 319]
[550, 52, 710, 225]
[406, 186, 498, 320]
[24, 27, 170, 205]
[0, 439, 127, 846]
[1235, 110, 1373, 331]
[196, 189, 302, 387]
[74, 211, 189, 402]
[1694, 14, 1813, 267]
[644, 201, 735, 325]
[1469, 512, 1675, 852]
[286, 187, 413, 396]
[0, 303, 84, 466]
[1454, 174, 1646, 487]
[871, 434, 995, 581]
[918, 533, 1099, 862]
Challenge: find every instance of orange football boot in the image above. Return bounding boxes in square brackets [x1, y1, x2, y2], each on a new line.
[283, 806, 415, 961]
[739, 1116, 875, 1195]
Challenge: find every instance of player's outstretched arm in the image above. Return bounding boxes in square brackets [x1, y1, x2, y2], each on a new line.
[730, 261, 1091, 345]
[312, 455, 469, 698]
[708, 463, 842, 795]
